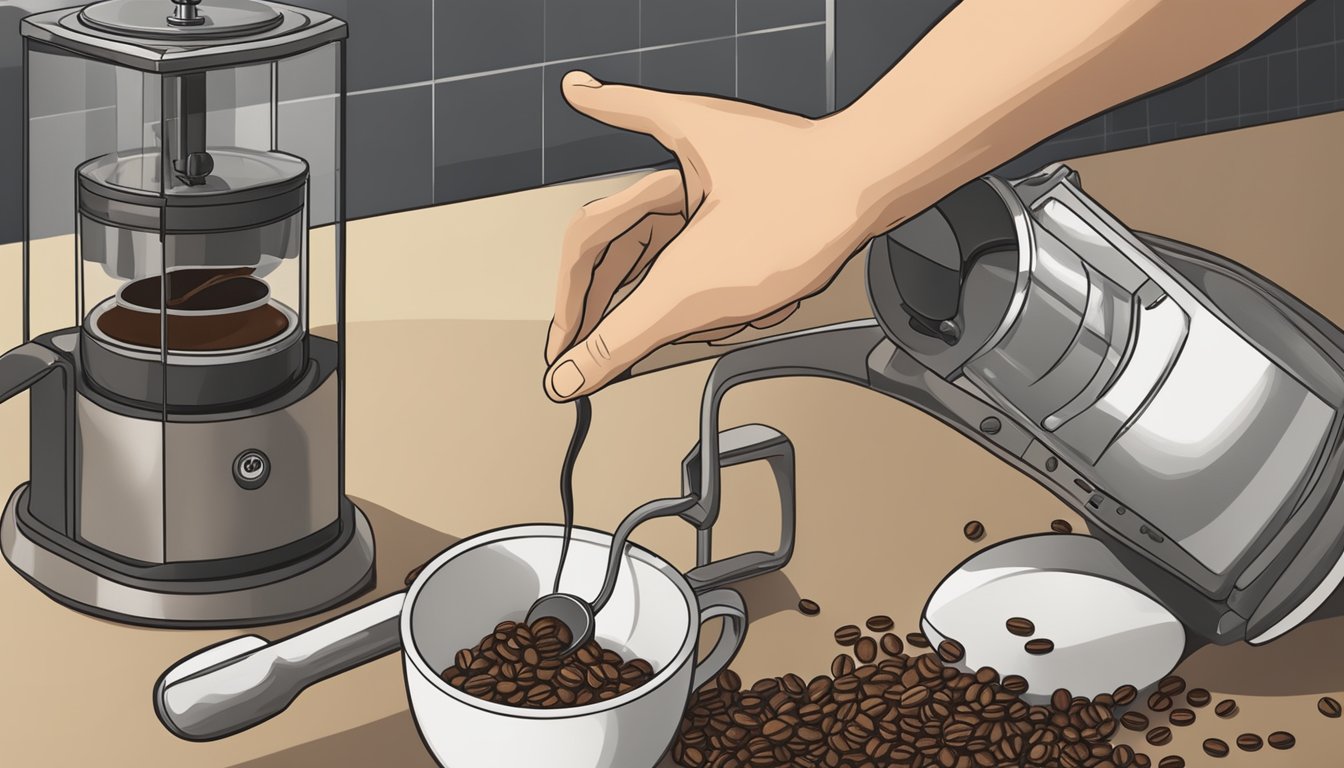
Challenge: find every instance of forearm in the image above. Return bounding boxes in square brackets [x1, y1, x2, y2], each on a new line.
[830, 0, 1303, 236]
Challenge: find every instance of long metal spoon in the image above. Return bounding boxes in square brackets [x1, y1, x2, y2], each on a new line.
[525, 396, 593, 654]
[527, 397, 703, 656]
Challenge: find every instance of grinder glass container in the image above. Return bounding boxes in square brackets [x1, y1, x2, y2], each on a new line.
[1, 0, 374, 626]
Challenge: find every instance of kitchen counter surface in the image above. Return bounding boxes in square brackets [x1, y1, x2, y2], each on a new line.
[3, 112, 1344, 767]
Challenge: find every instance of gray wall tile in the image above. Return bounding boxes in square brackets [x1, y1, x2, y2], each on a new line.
[542, 54, 664, 184]
[1205, 65, 1240, 122]
[1239, 57, 1269, 117]
[545, 0, 640, 61]
[1300, 44, 1335, 105]
[738, 25, 828, 117]
[1298, 0, 1335, 47]
[738, 0, 826, 33]
[1267, 50, 1299, 112]
[435, 69, 542, 203]
[641, 0, 734, 47]
[435, 0, 544, 78]
[1105, 100, 1147, 133]
[1246, 13, 1297, 57]
[1149, 77, 1205, 133]
[1148, 123, 1175, 142]
[641, 37, 735, 98]
[346, 86, 433, 218]
[834, 0, 949, 109]
[1338, 41, 1344, 98]
[294, 1, 432, 92]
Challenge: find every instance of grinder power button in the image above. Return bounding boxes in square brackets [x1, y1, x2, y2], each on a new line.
[233, 449, 271, 491]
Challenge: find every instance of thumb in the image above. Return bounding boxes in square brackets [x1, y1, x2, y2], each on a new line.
[562, 70, 695, 150]
[543, 302, 652, 402]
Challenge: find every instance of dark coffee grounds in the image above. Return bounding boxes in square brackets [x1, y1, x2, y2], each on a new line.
[98, 267, 287, 351]
[441, 617, 656, 708]
[97, 304, 287, 351]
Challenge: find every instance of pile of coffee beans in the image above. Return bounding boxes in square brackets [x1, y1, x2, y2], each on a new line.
[1109, 673, 1313, 763]
[672, 617, 1147, 768]
[440, 617, 656, 708]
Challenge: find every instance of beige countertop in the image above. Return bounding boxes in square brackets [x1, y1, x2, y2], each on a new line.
[2, 112, 1344, 767]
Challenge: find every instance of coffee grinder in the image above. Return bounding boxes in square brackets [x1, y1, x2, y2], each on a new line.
[0, 0, 374, 626]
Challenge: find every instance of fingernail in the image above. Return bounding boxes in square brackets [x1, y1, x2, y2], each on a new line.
[565, 70, 602, 88]
[550, 360, 585, 398]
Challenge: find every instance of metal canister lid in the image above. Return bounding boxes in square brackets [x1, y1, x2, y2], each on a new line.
[80, 0, 284, 40]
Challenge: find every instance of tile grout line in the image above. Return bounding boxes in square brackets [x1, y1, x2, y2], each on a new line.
[825, 0, 836, 112]
[430, 0, 436, 205]
[734, 0, 739, 99]
[541, 0, 547, 186]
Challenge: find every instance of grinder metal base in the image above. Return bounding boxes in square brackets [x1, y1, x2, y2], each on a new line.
[1, 484, 376, 627]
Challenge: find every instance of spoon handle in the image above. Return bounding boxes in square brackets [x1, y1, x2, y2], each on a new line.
[154, 592, 405, 741]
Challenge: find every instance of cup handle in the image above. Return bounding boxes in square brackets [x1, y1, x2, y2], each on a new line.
[690, 588, 748, 691]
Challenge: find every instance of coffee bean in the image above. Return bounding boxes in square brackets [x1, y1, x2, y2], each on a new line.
[855, 637, 878, 664]
[834, 625, 862, 646]
[1185, 687, 1210, 707]
[865, 614, 894, 632]
[831, 653, 855, 678]
[879, 632, 903, 657]
[1158, 675, 1186, 696]
[1158, 757, 1185, 768]
[1202, 738, 1229, 758]
[937, 638, 964, 664]
[1236, 733, 1263, 752]
[443, 618, 652, 708]
[1168, 708, 1195, 726]
[1113, 683, 1138, 706]
[1121, 711, 1150, 731]
[1215, 698, 1238, 718]
[1148, 692, 1173, 712]
[1146, 726, 1172, 746]
[1024, 638, 1055, 655]
[673, 620, 1146, 768]
[1320, 695, 1342, 718]
[797, 598, 820, 616]
[906, 631, 931, 648]
[1051, 518, 1073, 534]
[1005, 617, 1035, 636]
[964, 520, 985, 541]
[1267, 730, 1295, 750]
[403, 562, 426, 587]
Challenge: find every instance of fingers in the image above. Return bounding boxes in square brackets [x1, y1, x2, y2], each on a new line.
[573, 213, 684, 346]
[544, 214, 729, 401]
[547, 170, 685, 363]
[750, 301, 800, 329]
[562, 71, 707, 149]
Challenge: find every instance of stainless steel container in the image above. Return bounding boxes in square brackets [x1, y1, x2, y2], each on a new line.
[0, 0, 373, 627]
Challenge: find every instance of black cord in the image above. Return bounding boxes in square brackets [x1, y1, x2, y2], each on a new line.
[553, 395, 591, 594]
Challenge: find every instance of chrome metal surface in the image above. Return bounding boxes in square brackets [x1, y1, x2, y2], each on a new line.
[21, 3, 346, 74]
[73, 372, 339, 562]
[2, 487, 374, 626]
[81, 0, 283, 38]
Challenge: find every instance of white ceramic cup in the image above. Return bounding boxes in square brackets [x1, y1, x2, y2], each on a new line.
[403, 524, 747, 768]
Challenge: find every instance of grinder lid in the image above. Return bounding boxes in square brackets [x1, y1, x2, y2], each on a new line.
[80, 0, 283, 39]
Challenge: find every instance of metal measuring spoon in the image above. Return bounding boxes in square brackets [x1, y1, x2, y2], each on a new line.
[527, 396, 701, 657]
[526, 396, 592, 656]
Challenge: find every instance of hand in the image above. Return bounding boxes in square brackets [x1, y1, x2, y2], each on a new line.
[543, 71, 888, 402]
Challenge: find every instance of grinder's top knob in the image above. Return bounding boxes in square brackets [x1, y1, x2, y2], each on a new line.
[169, 0, 205, 27]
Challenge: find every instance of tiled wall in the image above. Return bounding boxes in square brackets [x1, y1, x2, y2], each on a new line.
[3, 0, 1342, 247]
[834, 0, 1344, 178]
[0, 0, 831, 243]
